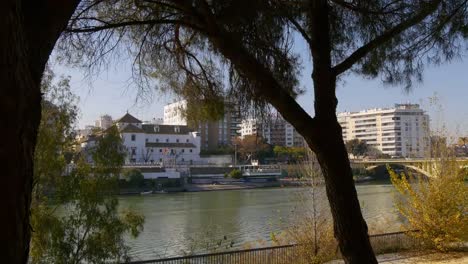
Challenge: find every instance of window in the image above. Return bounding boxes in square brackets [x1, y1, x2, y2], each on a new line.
[145, 138, 148, 142]
[176, 139, 179, 143]
[131, 148, 136, 155]
[156, 138, 159, 142]
[186, 139, 189, 143]
[159, 149, 162, 152]
[159, 158, 162, 162]
[131, 134, 136, 141]
[182, 158, 185, 162]
[190, 149, 193, 153]
[150, 148, 154, 152]
[166, 139, 169, 143]
[182, 149, 185, 153]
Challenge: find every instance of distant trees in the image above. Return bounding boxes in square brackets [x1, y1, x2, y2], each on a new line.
[345, 139, 369, 158]
[227, 169, 243, 179]
[273, 146, 306, 163]
[233, 135, 271, 163]
[122, 169, 145, 188]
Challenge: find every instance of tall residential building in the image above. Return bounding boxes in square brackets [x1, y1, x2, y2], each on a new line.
[338, 104, 430, 158]
[94, 114, 113, 129]
[163, 100, 241, 151]
[240, 115, 305, 147]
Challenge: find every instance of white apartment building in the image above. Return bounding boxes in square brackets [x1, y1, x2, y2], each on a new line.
[164, 100, 188, 125]
[338, 104, 430, 158]
[95, 114, 113, 129]
[239, 118, 258, 137]
[164, 100, 241, 150]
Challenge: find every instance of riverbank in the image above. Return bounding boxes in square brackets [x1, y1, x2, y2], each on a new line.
[119, 177, 385, 194]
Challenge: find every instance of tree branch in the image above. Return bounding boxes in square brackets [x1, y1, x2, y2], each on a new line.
[287, 16, 313, 48]
[330, 0, 410, 15]
[65, 19, 203, 33]
[332, 0, 442, 76]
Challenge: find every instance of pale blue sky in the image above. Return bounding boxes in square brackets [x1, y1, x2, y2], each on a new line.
[53, 49, 468, 135]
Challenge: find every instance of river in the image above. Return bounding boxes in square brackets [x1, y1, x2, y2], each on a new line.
[120, 181, 401, 261]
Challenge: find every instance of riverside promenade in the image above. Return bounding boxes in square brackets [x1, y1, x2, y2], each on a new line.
[331, 251, 468, 264]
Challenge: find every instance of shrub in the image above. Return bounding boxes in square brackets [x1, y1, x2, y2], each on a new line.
[228, 169, 243, 179]
[388, 154, 468, 251]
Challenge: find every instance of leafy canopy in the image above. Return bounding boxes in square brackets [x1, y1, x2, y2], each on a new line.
[31, 72, 144, 264]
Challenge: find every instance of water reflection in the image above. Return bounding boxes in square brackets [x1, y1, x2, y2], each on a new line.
[120, 183, 399, 260]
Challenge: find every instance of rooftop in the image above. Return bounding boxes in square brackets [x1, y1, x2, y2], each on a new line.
[116, 113, 142, 124]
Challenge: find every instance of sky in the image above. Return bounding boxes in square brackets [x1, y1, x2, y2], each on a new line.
[52, 45, 468, 136]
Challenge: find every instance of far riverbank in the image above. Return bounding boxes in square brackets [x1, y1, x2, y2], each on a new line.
[119, 177, 383, 195]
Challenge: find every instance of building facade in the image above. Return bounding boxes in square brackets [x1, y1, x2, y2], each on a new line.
[338, 104, 430, 158]
[94, 114, 113, 129]
[163, 100, 241, 151]
[239, 115, 305, 147]
[81, 113, 202, 165]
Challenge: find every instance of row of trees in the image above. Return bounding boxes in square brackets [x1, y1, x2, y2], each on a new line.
[233, 135, 307, 163]
[3, 1, 468, 262]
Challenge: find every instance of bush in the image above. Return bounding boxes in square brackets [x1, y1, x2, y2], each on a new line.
[122, 169, 145, 188]
[388, 155, 468, 251]
[228, 169, 243, 179]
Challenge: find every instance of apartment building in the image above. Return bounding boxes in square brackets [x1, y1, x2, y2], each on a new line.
[94, 114, 113, 130]
[164, 100, 241, 151]
[338, 104, 430, 158]
[239, 115, 305, 147]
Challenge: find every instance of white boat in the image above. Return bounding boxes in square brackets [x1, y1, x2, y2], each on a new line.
[140, 190, 153, 195]
[154, 190, 168, 194]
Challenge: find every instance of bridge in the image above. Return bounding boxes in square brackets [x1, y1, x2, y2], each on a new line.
[351, 158, 468, 178]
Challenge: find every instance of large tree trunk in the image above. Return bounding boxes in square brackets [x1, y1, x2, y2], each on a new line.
[199, 1, 377, 262]
[0, 3, 39, 262]
[0, 1, 79, 263]
[307, 1, 377, 263]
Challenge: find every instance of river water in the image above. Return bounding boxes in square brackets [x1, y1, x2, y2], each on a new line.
[120, 182, 400, 260]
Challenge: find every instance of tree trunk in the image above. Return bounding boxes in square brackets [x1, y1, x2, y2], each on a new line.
[0, 3, 40, 262]
[306, 1, 377, 262]
[203, 14, 377, 262]
[0, 1, 79, 263]
[305, 120, 377, 263]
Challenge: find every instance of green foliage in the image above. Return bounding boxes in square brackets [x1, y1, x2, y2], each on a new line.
[122, 169, 145, 188]
[345, 139, 369, 158]
[31, 72, 144, 263]
[92, 126, 126, 174]
[228, 169, 243, 179]
[184, 97, 226, 128]
[34, 69, 78, 196]
[273, 146, 306, 163]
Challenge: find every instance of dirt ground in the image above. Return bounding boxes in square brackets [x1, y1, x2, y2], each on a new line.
[331, 251, 468, 263]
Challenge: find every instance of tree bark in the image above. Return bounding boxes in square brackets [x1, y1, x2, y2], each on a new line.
[0, 1, 79, 263]
[197, 1, 377, 262]
[306, 1, 377, 263]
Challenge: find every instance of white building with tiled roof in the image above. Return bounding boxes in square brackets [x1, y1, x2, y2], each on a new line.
[116, 113, 201, 165]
